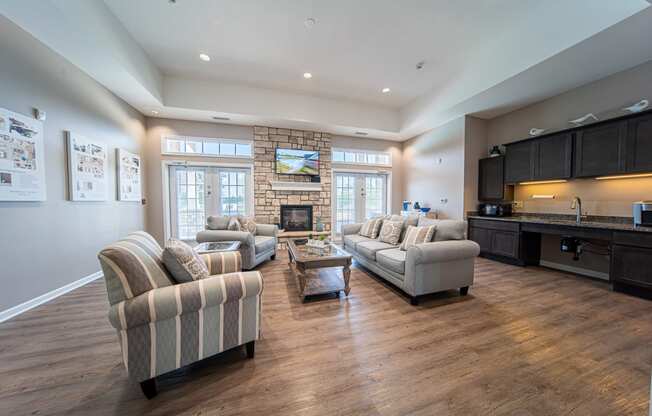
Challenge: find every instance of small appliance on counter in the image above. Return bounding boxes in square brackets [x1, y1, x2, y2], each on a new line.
[633, 201, 652, 226]
[478, 203, 513, 217]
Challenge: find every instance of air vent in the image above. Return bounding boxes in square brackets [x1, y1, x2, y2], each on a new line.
[355, 131, 368, 136]
[213, 116, 230, 121]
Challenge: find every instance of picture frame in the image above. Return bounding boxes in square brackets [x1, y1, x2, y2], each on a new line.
[66, 131, 108, 201]
[116, 148, 142, 202]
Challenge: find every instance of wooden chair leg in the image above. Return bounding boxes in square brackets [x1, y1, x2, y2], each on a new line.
[140, 378, 157, 399]
[245, 341, 255, 358]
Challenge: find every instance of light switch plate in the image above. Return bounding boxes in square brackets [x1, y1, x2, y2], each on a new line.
[513, 201, 524, 209]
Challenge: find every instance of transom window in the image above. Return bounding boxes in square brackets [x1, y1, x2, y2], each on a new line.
[162, 135, 252, 158]
[331, 148, 391, 166]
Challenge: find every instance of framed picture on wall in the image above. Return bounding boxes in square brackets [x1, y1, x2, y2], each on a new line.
[66, 131, 108, 201]
[0, 107, 47, 201]
[116, 148, 142, 202]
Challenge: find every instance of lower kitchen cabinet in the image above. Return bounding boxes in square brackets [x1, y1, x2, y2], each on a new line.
[468, 219, 523, 262]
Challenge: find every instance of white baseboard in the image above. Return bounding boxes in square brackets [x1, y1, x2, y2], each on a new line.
[539, 260, 609, 281]
[0, 271, 103, 323]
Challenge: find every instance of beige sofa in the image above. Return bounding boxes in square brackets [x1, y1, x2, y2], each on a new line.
[342, 216, 480, 304]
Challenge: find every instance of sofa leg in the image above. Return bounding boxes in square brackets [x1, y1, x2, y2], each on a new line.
[245, 341, 255, 359]
[410, 296, 419, 306]
[460, 286, 469, 296]
[270, 254, 276, 261]
[140, 378, 157, 399]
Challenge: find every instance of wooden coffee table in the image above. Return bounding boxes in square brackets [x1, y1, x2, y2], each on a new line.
[286, 239, 352, 302]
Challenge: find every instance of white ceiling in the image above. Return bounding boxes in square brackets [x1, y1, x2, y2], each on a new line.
[1, 0, 651, 140]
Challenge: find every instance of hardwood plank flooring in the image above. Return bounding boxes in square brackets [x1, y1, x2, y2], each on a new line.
[1, 254, 651, 415]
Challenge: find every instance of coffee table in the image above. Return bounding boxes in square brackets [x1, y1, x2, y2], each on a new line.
[286, 238, 352, 302]
[194, 241, 241, 254]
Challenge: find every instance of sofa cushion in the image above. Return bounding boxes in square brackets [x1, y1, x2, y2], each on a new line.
[356, 240, 398, 261]
[254, 235, 276, 254]
[359, 217, 383, 238]
[162, 239, 210, 283]
[343, 234, 373, 250]
[400, 225, 436, 251]
[376, 248, 406, 275]
[378, 220, 403, 245]
[420, 219, 466, 241]
[206, 215, 230, 230]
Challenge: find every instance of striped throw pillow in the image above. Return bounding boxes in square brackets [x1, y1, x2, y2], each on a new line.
[400, 225, 436, 251]
[359, 217, 384, 238]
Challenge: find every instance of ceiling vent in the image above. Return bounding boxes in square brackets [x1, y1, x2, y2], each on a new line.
[213, 116, 230, 121]
[355, 131, 368, 136]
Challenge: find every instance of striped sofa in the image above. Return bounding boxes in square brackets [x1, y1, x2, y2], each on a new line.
[98, 231, 263, 398]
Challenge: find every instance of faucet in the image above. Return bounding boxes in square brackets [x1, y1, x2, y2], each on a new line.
[570, 196, 582, 223]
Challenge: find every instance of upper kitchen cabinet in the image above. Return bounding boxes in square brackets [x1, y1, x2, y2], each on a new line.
[478, 156, 511, 201]
[504, 133, 572, 183]
[504, 140, 534, 183]
[533, 132, 573, 180]
[574, 121, 627, 177]
[625, 112, 652, 173]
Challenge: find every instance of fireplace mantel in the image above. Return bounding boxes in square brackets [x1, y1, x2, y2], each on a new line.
[269, 181, 321, 192]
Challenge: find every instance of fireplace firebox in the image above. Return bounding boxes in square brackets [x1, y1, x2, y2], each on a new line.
[280, 205, 313, 231]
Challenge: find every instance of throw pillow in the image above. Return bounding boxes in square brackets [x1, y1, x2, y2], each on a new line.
[378, 220, 403, 245]
[359, 217, 384, 239]
[162, 239, 209, 283]
[206, 215, 230, 230]
[238, 216, 257, 234]
[400, 225, 436, 251]
[227, 216, 241, 231]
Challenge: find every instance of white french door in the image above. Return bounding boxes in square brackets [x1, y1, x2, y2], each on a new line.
[333, 172, 388, 234]
[169, 165, 252, 240]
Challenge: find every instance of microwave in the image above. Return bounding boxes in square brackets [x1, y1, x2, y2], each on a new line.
[633, 201, 652, 226]
[478, 203, 513, 217]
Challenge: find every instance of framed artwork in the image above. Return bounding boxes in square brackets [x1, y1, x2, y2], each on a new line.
[116, 148, 142, 202]
[0, 107, 47, 201]
[66, 131, 108, 201]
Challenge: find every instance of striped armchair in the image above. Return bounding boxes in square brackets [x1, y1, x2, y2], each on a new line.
[98, 231, 263, 398]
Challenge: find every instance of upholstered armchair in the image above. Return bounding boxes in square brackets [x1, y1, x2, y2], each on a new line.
[98, 231, 263, 398]
[196, 216, 278, 270]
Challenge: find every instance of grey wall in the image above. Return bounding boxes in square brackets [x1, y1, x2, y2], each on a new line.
[0, 17, 147, 312]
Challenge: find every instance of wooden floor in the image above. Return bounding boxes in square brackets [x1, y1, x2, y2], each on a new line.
[1, 253, 651, 415]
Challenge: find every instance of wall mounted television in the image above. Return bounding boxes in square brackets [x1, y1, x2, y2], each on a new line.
[275, 148, 320, 175]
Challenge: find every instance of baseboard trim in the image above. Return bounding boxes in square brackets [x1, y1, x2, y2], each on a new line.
[539, 260, 609, 281]
[0, 271, 103, 323]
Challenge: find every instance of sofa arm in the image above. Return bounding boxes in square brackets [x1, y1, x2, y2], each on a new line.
[407, 240, 480, 265]
[108, 271, 263, 330]
[196, 230, 255, 246]
[200, 251, 241, 274]
[341, 223, 363, 236]
[256, 223, 278, 238]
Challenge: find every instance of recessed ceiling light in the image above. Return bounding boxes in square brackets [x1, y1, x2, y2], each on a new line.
[381, 87, 391, 93]
[199, 53, 211, 62]
[303, 72, 312, 79]
[213, 116, 230, 121]
[151, 110, 159, 115]
[304, 17, 316, 28]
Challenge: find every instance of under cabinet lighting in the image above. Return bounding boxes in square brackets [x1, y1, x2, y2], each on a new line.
[518, 180, 567, 185]
[595, 173, 652, 180]
[531, 195, 556, 199]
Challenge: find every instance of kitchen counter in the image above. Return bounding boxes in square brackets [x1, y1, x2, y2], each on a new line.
[467, 214, 652, 234]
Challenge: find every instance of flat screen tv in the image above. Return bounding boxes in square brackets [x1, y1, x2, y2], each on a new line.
[275, 148, 319, 175]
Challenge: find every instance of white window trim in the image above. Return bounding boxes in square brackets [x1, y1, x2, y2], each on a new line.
[331, 147, 392, 167]
[161, 135, 254, 159]
[161, 159, 255, 242]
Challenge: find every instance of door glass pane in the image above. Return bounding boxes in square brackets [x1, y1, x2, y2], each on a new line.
[220, 170, 246, 216]
[175, 168, 206, 240]
[335, 174, 356, 233]
[365, 176, 385, 219]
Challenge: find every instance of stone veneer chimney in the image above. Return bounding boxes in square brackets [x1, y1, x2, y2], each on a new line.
[252, 126, 331, 231]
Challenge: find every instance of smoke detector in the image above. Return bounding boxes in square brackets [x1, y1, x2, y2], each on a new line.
[416, 61, 425, 70]
[304, 18, 316, 28]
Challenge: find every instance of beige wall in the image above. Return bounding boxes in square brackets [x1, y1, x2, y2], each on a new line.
[331, 135, 403, 213]
[144, 118, 253, 243]
[402, 117, 466, 219]
[0, 17, 147, 312]
[464, 116, 489, 215]
[487, 59, 652, 217]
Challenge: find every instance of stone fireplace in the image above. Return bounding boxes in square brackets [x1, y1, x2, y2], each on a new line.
[280, 205, 313, 231]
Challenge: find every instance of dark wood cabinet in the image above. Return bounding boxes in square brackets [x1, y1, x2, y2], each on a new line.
[574, 121, 627, 177]
[468, 219, 520, 260]
[491, 231, 520, 258]
[625, 112, 652, 173]
[478, 156, 511, 201]
[504, 141, 534, 183]
[612, 244, 652, 289]
[469, 226, 491, 252]
[533, 133, 573, 180]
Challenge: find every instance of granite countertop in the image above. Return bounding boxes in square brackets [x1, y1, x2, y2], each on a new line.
[467, 213, 652, 234]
